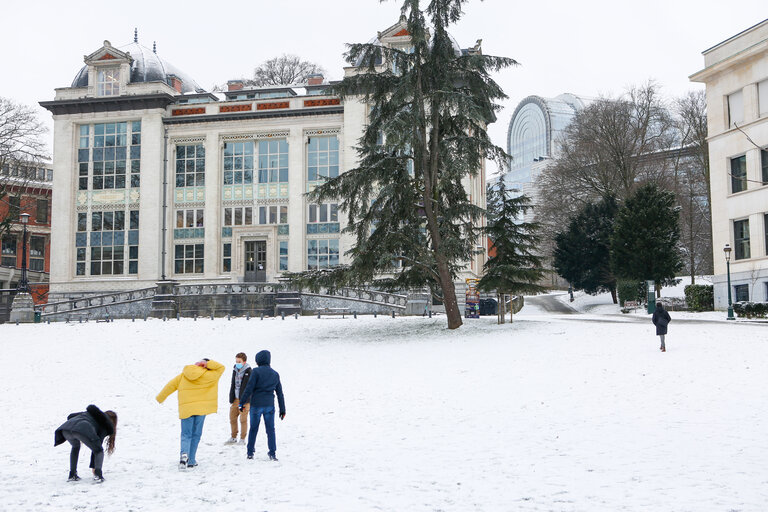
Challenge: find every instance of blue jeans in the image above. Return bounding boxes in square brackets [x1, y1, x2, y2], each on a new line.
[180, 415, 206, 465]
[247, 406, 276, 456]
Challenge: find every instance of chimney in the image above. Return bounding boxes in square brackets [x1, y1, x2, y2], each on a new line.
[227, 80, 245, 91]
[167, 74, 183, 93]
[307, 74, 324, 86]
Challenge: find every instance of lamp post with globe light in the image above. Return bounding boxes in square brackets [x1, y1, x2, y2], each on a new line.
[724, 243, 735, 320]
[17, 212, 31, 294]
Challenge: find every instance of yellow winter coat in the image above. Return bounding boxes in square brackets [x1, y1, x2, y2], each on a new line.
[156, 360, 226, 419]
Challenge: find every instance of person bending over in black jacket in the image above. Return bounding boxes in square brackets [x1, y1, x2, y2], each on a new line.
[239, 350, 286, 461]
[54, 405, 117, 483]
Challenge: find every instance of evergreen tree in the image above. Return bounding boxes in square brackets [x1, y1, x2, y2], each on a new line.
[292, 1, 516, 329]
[611, 184, 682, 292]
[478, 180, 546, 322]
[553, 196, 619, 303]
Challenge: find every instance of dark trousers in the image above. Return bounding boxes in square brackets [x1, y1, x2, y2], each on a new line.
[62, 430, 104, 474]
[247, 406, 276, 456]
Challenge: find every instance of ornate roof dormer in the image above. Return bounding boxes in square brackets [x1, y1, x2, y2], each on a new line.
[77, 40, 134, 97]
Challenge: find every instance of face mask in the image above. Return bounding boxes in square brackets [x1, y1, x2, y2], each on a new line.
[235, 363, 244, 370]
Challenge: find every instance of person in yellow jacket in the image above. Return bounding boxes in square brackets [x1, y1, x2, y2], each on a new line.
[156, 358, 225, 470]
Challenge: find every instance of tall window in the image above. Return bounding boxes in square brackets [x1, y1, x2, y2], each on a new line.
[36, 199, 48, 223]
[222, 243, 232, 272]
[308, 203, 338, 223]
[733, 284, 749, 302]
[734, 219, 750, 260]
[764, 214, 768, 257]
[728, 90, 743, 127]
[279, 241, 288, 271]
[258, 205, 287, 225]
[307, 136, 339, 182]
[759, 79, 768, 117]
[223, 207, 253, 226]
[175, 244, 204, 274]
[79, 121, 141, 190]
[29, 236, 45, 271]
[176, 144, 205, 187]
[77, 209, 139, 276]
[223, 142, 254, 185]
[731, 155, 747, 193]
[176, 209, 204, 228]
[307, 239, 339, 270]
[257, 139, 288, 183]
[1, 236, 16, 267]
[8, 196, 20, 219]
[762, 149, 768, 185]
[97, 67, 120, 96]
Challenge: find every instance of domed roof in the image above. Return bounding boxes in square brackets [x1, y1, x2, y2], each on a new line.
[71, 41, 203, 94]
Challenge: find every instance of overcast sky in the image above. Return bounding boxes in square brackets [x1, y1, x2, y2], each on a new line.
[2, 0, 765, 176]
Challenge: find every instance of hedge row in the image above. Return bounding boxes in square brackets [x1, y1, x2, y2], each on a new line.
[684, 284, 714, 312]
[733, 301, 768, 319]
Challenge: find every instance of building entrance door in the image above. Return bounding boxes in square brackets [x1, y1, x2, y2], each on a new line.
[244, 241, 267, 282]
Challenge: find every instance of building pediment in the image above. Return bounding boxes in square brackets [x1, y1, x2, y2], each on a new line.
[84, 41, 133, 66]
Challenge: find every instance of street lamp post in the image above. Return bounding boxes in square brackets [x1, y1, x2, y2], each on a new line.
[17, 213, 30, 294]
[723, 243, 735, 320]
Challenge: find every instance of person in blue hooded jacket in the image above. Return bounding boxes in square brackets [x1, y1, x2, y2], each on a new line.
[239, 349, 286, 461]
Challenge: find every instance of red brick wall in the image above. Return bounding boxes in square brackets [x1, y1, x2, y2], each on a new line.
[1, 186, 52, 273]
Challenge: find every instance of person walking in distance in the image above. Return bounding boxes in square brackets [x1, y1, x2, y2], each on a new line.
[652, 302, 671, 352]
[156, 358, 225, 470]
[54, 405, 117, 483]
[226, 352, 252, 445]
[239, 350, 286, 461]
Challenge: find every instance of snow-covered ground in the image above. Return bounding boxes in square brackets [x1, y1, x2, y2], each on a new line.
[1, 306, 766, 511]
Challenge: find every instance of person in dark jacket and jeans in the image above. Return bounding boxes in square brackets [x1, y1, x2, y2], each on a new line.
[652, 302, 672, 352]
[54, 405, 117, 483]
[239, 350, 286, 461]
[226, 352, 252, 445]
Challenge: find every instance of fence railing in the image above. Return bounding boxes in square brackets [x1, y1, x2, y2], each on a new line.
[302, 287, 408, 309]
[38, 287, 157, 317]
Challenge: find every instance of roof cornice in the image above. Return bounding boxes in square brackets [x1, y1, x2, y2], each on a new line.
[39, 93, 175, 115]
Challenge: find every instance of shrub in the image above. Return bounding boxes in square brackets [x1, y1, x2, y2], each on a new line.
[684, 284, 714, 312]
[617, 280, 643, 306]
[733, 301, 768, 319]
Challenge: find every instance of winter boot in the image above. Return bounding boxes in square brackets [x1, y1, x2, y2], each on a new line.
[237, 439, 246, 445]
[268, 452, 278, 462]
[67, 471, 81, 482]
[92, 469, 105, 483]
[247, 453, 254, 460]
[179, 453, 189, 470]
[224, 437, 237, 445]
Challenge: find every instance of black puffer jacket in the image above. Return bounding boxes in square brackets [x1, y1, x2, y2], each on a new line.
[229, 365, 252, 403]
[54, 404, 114, 448]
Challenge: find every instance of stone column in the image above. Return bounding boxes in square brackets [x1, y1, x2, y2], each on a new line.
[204, 132, 221, 278]
[287, 128, 305, 272]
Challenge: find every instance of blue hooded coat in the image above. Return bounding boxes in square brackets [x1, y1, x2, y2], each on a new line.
[239, 350, 286, 415]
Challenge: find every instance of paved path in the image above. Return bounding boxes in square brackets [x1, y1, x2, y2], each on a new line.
[524, 293, 579, 314]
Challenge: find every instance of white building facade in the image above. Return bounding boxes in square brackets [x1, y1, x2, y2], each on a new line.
[41, 23, 486, 298]
[691, 18, 768, 307]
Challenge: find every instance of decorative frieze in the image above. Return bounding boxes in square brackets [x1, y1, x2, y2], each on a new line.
[220, 104, 252, 113]
[221, 130, 290, 142]
[257, 101, 290, 110]
[172, 107, 206, 116]
[305, 127, 341, 137]
[304, 98, 341, 108]
[171, 136, 206, 145]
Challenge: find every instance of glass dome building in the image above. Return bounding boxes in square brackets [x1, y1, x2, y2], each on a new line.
[503, 93, 590, 194]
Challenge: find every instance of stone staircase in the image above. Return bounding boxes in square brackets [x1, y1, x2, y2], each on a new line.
[274, 291, 302, 317]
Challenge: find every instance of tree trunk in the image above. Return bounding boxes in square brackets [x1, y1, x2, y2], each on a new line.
[610, 287, 618, 304]
[497, 293, 504, 324]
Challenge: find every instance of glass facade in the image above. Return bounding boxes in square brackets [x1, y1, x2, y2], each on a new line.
[78, 121, 141, 190]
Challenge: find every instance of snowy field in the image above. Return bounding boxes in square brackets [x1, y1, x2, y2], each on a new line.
[1, 301, 767, 511]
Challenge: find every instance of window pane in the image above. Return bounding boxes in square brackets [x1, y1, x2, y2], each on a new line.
[728, 90, 743, 127]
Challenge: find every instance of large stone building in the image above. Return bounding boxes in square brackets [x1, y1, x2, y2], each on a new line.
[40, 23, 486, 303]
[690, 18, 768, 307]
